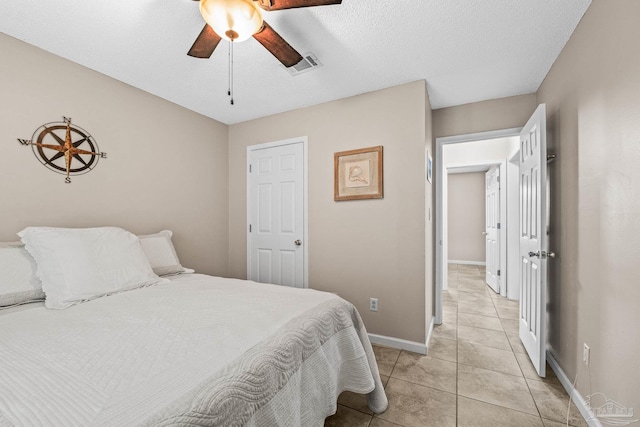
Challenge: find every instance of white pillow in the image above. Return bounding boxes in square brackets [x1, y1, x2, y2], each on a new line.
[138, 230, 186, 276]
[0, 242, 45, 307]
[18, 227, 167, 309]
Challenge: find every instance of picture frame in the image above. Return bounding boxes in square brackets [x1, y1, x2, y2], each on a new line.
[427, 151, 432, 184]
[334, 146, 383, 201]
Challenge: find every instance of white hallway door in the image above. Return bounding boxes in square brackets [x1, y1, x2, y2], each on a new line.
[485, 166, 500, 293]
[519, 104, 548, 377]
[248, 141, 305, 288]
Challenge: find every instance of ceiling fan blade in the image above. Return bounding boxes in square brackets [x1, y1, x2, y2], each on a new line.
[187, 24, 221, 58]
[257, 0, 341, 11]
[253, 21, 303, 67]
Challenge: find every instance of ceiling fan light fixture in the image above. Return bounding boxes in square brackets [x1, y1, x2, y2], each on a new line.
[199, 0, 264, 42]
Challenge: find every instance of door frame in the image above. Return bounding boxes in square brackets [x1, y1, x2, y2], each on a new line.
[435, 128, 520, 325]
[506, 150, 521, 300]
[246, 137, 309, 287]
[484, 164, 505, 295]
[445, 161, 507, 294]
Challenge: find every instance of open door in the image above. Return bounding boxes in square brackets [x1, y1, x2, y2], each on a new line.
[485, 166, 500, 293]
[519, 104, 548, 377]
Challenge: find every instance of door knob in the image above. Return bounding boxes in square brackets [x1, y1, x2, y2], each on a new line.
[482, 232, 488, 235]
[528, 251, 556, 259]
[294, 240, 302, 246]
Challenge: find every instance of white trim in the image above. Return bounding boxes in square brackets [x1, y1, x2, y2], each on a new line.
[440, 169, 448, 294]
[303, 139, 309, 287]
[447, 164, 491, 174]
[368, 333, 427, 355]
[506, 156, 520, 300]
[448, 260, 486, 266]
[499, 160, 508, 297]
[435, 128, 521, 330]
[246, 137, 309, 288]
[437, 128, 522, 145]
[446, 160, 504, 169]
[443, 161, 500, 175]
[547, 351, 601, 427]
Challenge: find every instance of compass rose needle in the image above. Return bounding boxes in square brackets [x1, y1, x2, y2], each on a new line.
[29, 142, 66, 153]
[63, 123, 75, 183]
[65, 148, 73, 183]
[44, 126, 66, 146]
[72, 148, 101, 156]
[49, 151, 66, 162]
[72, 154, 89, 167]
[64, 122, 73, 151]
[72, 136, 90, 148]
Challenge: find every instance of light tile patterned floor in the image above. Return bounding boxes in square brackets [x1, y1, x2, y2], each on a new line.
[325, 264, 587, 427]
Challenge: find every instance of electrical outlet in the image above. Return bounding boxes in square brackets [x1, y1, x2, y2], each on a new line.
[583, 343, 590, 366]
[369, 298, 378, 312]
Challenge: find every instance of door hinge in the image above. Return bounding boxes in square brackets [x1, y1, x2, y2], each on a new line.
[497, 222, 501, 230]
[249, 164, 252, 173]
[497, 176, 500, 183]
[249, 224, 252, 232]
[497, 269, 501, 276]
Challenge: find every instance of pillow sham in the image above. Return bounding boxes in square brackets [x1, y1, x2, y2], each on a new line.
[138, 230, 186, 276]
[18, 227, 167, 309]
[0, 242, 45, 307]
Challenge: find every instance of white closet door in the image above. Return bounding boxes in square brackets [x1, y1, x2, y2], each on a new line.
[249, 142, 304, 287]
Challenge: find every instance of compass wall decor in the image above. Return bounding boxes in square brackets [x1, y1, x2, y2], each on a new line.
[18, 117, 107, 183]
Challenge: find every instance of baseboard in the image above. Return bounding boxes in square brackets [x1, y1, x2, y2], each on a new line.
[547, 351, 601, 427]
[448, 260, 486, 266]
[368, 333, 427, 355]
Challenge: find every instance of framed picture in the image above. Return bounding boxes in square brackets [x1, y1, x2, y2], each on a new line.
[334, 146, 383, 201]
[427, 151, 433, 184]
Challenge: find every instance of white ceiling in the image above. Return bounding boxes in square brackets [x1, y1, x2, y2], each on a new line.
[0, 0, 591, 125]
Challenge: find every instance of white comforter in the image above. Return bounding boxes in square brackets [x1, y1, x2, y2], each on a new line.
[0, 274, 387, 426]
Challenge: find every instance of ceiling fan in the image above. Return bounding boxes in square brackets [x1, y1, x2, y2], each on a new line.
[187, 0, 342, 67]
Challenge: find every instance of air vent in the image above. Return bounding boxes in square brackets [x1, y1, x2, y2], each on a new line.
[286, 53, 322, 76]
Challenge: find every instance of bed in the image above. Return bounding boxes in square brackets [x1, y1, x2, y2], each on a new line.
[0, 227, 387, 426]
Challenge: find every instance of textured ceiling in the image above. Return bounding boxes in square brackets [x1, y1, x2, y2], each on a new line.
[0, 0, 591, 125]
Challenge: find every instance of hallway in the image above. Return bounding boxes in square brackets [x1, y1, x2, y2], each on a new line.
[325, 264, 587, 426]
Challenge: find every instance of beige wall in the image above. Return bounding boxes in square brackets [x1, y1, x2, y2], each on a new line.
[537, 0, 640, 412]
[0, 34, 230, 276]
[433, 94, 537, 139]
[229, 81, 430, 343]
[447, 172, 485, 262]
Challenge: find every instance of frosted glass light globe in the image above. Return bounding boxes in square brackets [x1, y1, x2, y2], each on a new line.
[200, 0, 264, 42]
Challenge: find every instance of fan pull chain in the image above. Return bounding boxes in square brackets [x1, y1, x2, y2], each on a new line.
[228, 41, 234, 106]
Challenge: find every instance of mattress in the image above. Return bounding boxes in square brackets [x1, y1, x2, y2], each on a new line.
[0, 274, 387, 426]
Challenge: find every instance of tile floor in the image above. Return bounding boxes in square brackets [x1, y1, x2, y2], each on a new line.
[325, 264, 587, 427]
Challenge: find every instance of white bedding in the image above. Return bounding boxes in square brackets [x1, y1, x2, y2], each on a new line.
[0, 274, 387, 426]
